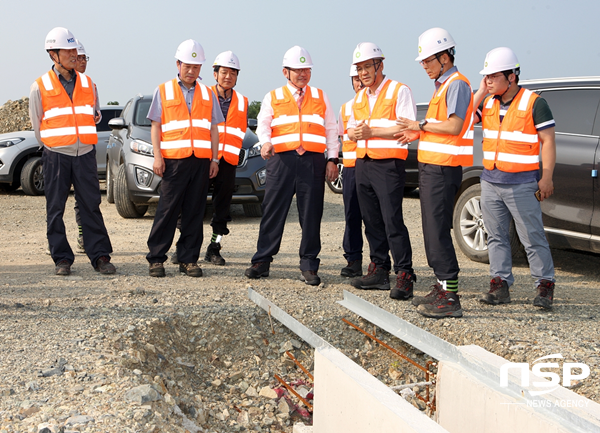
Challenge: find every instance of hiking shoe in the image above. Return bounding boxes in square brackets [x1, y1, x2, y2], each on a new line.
[149, 262, 165, 278]
[480, 276, 511, 305]
[300, 270, 321, 286]
[205, 242, 226, 266]
[340, 260, 362, 278]
[179, 263, 203, 277]
[390, 271, 417, 300]
[76, 235, 85, 253]
[245, 262, 270, 279]
[533, 280, 554, 309]
[350, 262, 390, 290]
[417, 291, 463, 318]
[412, 283, 444, 306]
[94, 256, 116, 274]
[55, 260, 71, 276]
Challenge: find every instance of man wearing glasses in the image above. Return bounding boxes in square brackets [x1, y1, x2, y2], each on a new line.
[346, 42, 417, 296]
[472, 47, 556, 309]
[244, 46, 339, 285]
[396, 28, 473, 318]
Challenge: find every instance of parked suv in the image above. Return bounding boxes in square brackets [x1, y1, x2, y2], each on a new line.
[106, 94, 266, 218]
[0, 106, 122, 195]
[453, 77, 600, 262]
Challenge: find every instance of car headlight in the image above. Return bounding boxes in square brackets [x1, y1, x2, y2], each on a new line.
[256, 168, 266, 186]
[0, 138, 24, 148]
[130, 139, 154, 156]
[248, 142, 262, 158]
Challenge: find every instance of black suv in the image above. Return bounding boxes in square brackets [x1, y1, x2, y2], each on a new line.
[106, 94, 265, 218]
[453, 77, 600, 262]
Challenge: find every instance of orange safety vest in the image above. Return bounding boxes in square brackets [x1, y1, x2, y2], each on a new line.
[481, 88, 540, 173]
[353, 79, 409, 160]
[340, 98, 357, 168]
[211, 86, 248, 166]
[159, 78, 213, 160]
[418, 72, 474, 167]
[270, 85, 327, 154]
[36, 69, 97, 147]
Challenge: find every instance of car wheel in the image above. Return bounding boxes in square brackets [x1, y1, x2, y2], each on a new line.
[106, 159, 115, 204]
[453, 183, 522, 263]
[243, 203, 262, 217]
[326, 162, 344, 194]
[115, 164, 148, 218]
[20, 157, 44, 196]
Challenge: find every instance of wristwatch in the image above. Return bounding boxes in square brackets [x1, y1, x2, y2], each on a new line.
[211, 158, 220, 165]
[327, 157, 339, 165]
[419, 119, 428, 131]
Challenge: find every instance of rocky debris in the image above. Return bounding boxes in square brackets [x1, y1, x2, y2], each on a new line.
[0, 97, 31, 133]
[124, 384, 162, 404]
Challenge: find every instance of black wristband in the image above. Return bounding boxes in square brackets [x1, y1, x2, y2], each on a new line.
[327, 157, 339, 165]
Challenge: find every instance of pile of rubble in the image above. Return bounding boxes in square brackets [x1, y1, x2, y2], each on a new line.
[0, 97, 31, 134]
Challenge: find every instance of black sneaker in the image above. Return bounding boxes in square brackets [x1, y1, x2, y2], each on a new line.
[416, 291, 463, 318]
[179, 262, 203, 277]
[480, 276, 511, 305]
[340, 260, 362, 278]
[55, 260, 71, 276]
[76, 235, 85, 253]
[389, 271, 417, 300]
[149, 262, 165, 278]
[205, 242, 226, 266]
[300, 270, 321, 286]
[350, 262, 390, 290]
[533, 280, 554, 309]
[245, 262, 270, 279]
[412, 283, 444, 306]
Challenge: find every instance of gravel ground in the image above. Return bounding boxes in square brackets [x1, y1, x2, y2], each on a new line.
[0, 186, 599, 433]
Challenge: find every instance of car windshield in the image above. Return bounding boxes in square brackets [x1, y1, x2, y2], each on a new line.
[134, 99, 152, 127]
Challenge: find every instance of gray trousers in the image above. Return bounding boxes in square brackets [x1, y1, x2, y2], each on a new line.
[480, 180, 555, 287]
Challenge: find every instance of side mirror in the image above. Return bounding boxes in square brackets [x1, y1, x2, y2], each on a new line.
[108, 117, 127, 130]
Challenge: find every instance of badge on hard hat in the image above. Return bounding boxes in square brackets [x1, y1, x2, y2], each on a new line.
[300, 57, 306, 63]
[192, 52, 197, 58]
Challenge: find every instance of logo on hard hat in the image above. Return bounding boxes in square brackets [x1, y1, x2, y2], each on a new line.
[355, 52, 361, 58]
[485, 61, 488, 67]
[46, 39, 56, 44]
[192, 52, 197, 58]
[300, 57, 306, 63]
[418, 46, 422, 53]
[67, 38, 75, 43]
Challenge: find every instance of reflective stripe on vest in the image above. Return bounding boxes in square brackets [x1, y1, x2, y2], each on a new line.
[352, 79, 409, 160]
[340, 98, 357, 167]
[270, 85, 327, 154]
[212, 87, 248, 165]
[418, 72, 474, 166]
[481, 88, 540, 172]
[159, 78, 213, 159]
[37, 70, 97, 147]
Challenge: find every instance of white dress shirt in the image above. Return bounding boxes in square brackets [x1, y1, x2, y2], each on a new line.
[256, 82, 340, 158]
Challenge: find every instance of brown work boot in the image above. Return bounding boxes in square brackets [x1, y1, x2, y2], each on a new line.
[95, 256, 116, 274]
[149, 262, 165, 278]
[55, 260, 71, 276]
[350, 262, 390, 290]
[179, 262, 203, 277]
[480, 276, 511, 305]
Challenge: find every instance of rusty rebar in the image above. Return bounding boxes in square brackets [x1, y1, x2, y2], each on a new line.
[285, 351, 314, 381]
[274, 374, 313, 411]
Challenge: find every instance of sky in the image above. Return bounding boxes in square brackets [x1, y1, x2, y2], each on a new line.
[3, 0, 600, 113]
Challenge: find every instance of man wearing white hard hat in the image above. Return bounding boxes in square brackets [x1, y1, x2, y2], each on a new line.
[146, 39, 223, 278]
[338, 65, 365, 278]
[30, 27, 115, 276]
[472, 47, 556, 309]
[203, 51, 248, 266]
[396, 28, 474, 318]
[244, 46, 339, 286]
[346, 42, 417, 296]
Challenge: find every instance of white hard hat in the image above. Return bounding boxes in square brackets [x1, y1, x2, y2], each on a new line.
[352, 42, 384, 65]
[415, 27, 456, 61]
[45, 27, 79, 51]
[480, 47, 520, 75]
[75, 39, 86, 56]
[349, 64, 358, 77]
[282, 46, 313, 68]
[175, 39, 205, 65]
[213, 51, 240, 70]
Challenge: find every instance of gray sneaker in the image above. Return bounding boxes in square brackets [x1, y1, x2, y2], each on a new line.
[480, 277, 511, 305]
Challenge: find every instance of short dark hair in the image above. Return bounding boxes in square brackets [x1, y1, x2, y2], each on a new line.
[214, 65, 239, 76]
[502, 68, 520, 84]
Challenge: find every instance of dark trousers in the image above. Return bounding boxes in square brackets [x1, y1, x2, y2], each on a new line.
[251, 151, 326, 272]
[355, 157, 413, 274]
[147, 156, 210, 264]
[43, 147, 112, 267]
[209, 158, 237, 236]
[342, 166, 363, 262]
[419, 162, 462, 280]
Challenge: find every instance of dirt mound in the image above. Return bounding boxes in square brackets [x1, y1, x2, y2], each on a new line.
[0, 98, 31, 133]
